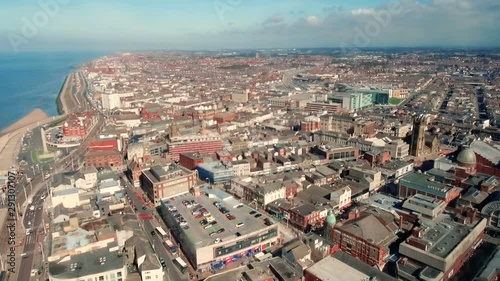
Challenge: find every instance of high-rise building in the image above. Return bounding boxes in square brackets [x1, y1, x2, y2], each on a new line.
[410, 114, 429, 157]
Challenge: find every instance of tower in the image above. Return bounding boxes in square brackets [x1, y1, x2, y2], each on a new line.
[410, 114, 428, 157]
[324, 209, 336, 241]
[40, 127, 48, 153]
[169, 123, 179, 138]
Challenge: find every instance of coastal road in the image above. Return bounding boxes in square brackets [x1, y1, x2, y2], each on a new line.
[120, 176, 187, 281]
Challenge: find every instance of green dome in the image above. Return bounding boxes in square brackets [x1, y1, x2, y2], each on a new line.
[326, 209, 336, 225]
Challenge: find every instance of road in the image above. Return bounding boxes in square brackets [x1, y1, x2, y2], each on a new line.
[120, 176, 188, 281]
[18, 181, 48, 281]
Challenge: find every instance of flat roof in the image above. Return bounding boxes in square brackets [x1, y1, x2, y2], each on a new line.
[49, 247, 125, 279]
[399, 172, 454, 197]
[161, 188, 276, 248]
[411, 216, 472, 258]
[306, 251, 398, 281]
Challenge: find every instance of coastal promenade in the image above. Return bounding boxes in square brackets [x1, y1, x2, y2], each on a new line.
[0, 67, 83, 174]
[0, 115, 65, 174]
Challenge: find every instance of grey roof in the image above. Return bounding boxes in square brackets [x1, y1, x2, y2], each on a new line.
[457, 147, 477, 165]
[460, 188, 489, 205]
[49, 246, 125, 279]
[338, 214, 394, 245]
[470, 140, 500, 165]
[305, 251, 398, 281]
[477, 249, 500, 281]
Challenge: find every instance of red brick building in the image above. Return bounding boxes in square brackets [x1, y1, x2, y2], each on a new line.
[364, 151, 391, 166]
[289, 203, 322, 232]
[63, 112, 96, 139]
[301, 120, 320, 132]
[213, 112, 237, 124]
[140, 165, 198, 205]
[89, 138, 122, 152]
[216, 150, 233, 162]
[84, 149, 123, 167]
[179, 152, 207, 170]
[327, 208, 399, 267]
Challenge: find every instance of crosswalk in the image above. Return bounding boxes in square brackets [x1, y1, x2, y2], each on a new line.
[25, 233, 36, 245]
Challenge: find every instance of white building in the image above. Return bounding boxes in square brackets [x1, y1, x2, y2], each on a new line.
[99, 179, 121, 195]
[101, 91, 134, 110]
[231, 160, 251, 177]
[48, 247, 127, 281]
[51, 184, 80, 209]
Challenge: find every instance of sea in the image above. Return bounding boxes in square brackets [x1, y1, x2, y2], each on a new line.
[0, 51, 109, 131]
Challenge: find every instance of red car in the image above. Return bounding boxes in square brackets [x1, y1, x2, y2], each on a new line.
[226, 214, 236, 220]
[195, 214, 204, 219]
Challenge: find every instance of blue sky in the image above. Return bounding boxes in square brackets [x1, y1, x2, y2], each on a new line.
[0, 0, 499, 52]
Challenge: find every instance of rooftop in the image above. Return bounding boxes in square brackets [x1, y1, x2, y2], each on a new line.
[406, 215, 475, 258]
[399, 172, 455, 198]
[305, 251, 398, 281]
[160, 188, 276, 249]
[49, 246, 125, 279]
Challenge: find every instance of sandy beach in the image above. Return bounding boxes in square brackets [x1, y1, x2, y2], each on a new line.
[0, 108, 49, 137]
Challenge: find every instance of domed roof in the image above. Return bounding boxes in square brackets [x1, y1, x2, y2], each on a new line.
[326, 209, 336, 225]
[457, 147, 476, 165]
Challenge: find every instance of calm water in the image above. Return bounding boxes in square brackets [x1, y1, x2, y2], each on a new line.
[0, 51, 108, 131]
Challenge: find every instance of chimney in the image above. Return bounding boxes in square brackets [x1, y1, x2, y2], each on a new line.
[412, 227, 423, 238]
[466, 208, 476, 224]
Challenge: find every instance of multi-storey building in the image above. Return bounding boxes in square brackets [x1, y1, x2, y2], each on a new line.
[196, 161, 234, 184]
[48, 247, 127, 281]
[398, 172, 461, 204]
[399, 215, 486, 281]
[167, 125, 224, 161]
[328, 207, 399, 267]
[288, 203, 324, 232]
[84, 150, 123, 168]
[63, 112, 97, 140]
[231, 160, 251, 177]
[319, 115, 356, 133]
[304, 102, 341, 114]
[140, 164, 197, 205]
[159, 189, 280, 272]
[179, 152, 209, 170]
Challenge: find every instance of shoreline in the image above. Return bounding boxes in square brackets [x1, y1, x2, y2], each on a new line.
[56, 75, 69, 115]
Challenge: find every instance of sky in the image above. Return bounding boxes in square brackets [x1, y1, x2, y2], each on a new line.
[0, 0, 499, 52]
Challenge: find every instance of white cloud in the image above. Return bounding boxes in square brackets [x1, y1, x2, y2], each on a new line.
[351, 9, 376, 16]
[306, 16, 323, 26]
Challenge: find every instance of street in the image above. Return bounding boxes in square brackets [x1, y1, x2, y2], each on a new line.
[18, 182, 48, 281]
[120, 176, 188, 281]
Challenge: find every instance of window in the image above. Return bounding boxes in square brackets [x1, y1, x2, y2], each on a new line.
[145, 276, 151, 280]
[117, 272, 122, 281]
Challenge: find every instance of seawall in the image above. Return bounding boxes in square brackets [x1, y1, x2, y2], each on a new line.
[56, 74, 69, 115]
